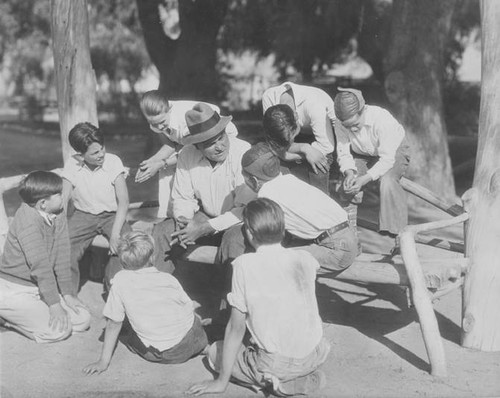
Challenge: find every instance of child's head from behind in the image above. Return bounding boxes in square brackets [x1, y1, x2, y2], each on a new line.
[117, 231, 155, 270]
[241, 142, 280, 193]
[243, 198, 285, 249]
[19, 171, 63, 214]
[140, 90, 171, 134]
[263, 104, 299, 154]
[68, 122, 105, 167]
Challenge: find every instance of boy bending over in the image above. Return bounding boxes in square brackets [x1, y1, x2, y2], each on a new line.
[83, 231, 208, 375]
[188, 198, 330, 397]
[0, 171, 90, 343]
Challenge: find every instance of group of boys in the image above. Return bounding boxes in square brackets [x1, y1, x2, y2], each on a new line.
[0, 83, 409, 397]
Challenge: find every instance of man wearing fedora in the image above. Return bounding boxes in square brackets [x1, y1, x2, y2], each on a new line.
[151, 103, 255, 274]
[334, 87, 410, 237]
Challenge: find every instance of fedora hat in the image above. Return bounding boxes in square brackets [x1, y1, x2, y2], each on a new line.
[184, 103, 232, 145]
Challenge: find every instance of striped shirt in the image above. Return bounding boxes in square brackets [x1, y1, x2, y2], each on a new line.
[0, 203, 74, 305]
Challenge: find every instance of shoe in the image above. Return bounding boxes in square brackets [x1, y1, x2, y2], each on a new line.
[276, 370, 326, 396]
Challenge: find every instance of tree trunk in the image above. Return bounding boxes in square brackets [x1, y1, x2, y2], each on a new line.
[50, 0, 98, 164]
[383, 0, 456, 199]
[136, 0, 228, 101]
[461, 0, 500, 351]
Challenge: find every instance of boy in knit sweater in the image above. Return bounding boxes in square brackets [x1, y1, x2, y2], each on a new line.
[0, 171, 90, 343]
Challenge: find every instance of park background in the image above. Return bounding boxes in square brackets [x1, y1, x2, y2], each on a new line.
[1, 1, 500, 397]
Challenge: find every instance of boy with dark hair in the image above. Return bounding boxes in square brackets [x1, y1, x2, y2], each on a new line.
[0, 171, 90, 343]
[262, 82, 336, 195]
[62, 122, 131, 291]
[136, 90, 238, 218]
[83, 231, 208, 375]
[187, 198, 330, 396]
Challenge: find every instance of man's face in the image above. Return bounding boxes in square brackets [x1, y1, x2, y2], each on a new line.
[197, 132, 229, 163]
[340, 108, 366, 134]
[146, 109, 171, 134]
[81, 143, 105, 167]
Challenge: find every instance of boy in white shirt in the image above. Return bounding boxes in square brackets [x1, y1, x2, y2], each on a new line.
[187, 198, 330, 396]
[83, 231, 208, 374]
[334, 87, 410, 236]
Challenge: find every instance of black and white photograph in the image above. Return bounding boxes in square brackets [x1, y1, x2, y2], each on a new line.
[1, 0, 499, 397]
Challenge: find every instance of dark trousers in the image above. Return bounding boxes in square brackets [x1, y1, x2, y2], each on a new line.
[339, 143, 410, 235]
[151, 212, 243, 293]
[68, 209, 131, 291]
[120, 316, 208, 364]
[281, 152, 334, 195]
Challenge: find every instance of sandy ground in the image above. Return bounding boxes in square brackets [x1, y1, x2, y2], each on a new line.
[1, 125, 499, 397]
[2, 204, 500, 398]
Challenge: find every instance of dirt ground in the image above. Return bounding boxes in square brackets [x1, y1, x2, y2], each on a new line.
[1, 125, 499, 398]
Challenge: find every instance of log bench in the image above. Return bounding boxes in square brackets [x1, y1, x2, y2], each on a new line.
[0, 174, 470, 377]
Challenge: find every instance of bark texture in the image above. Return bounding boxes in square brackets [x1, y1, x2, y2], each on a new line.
[136, 0, 228, 101]
[383, 0, 456, 199]
[461, 0, 500, 351]
[51, 0, 98, 164]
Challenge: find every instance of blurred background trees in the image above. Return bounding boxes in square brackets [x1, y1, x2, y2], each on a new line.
[0, 0, 481, 196]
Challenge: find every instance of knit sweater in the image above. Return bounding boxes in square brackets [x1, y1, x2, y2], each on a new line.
[0, 203, 75, 305]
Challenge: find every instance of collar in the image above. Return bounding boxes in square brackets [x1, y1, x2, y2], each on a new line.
[281, 82, 305, 107]
[256, 243, 284, 253]
[73, 154, 108, 172]
[37, 210, 57, 226]
[133, 266, 158, 274]
[362, 105, 375, 128]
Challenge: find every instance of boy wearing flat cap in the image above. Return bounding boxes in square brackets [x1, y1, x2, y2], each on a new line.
[334, 88, 410, 237]
[220, 142, 358, 273]
[151, 103, 255, 273]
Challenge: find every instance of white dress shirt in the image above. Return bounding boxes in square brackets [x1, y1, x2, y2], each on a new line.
[259, 174, 347, 240]
[61, 153, 127, 214]
[228, 244, 323, 358]
[262, 82, 336, 155]
[335, 105, 405, 180]
[171, 137, 256, 232]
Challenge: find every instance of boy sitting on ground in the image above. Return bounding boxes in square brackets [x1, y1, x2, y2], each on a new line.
[187, 198, 330, 397]
[62, 122, 131, 291]
[0, 171, 90, 343]
[83, 231, 208, 374]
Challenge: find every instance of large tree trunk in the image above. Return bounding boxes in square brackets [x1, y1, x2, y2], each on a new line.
[383, 0, 456, 199]
[136, 0, 228, 101]
[50, 0, 98, 164]
[461, 0, 500, 351]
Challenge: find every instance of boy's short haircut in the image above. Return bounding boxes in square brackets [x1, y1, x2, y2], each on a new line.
[263, 104, 297, 151]
[117, 231, 155, 270]
[243, 198, 285, 246]
[241, 142, 280, 182]
[68, 122, 104, 154]
[140, 90, 170, 117]
[19, 171, 63, 206]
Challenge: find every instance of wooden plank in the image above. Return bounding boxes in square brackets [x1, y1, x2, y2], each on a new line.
[400, 177, 465, 216]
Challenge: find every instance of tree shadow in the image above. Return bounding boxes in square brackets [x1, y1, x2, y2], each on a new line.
[316, 279, 462, 373]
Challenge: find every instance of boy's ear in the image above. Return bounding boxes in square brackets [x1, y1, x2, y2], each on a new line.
[73, 152, 84, 162]
[36, 198, 47, 210]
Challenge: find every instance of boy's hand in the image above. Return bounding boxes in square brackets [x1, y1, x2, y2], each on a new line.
[135, 159, 163, 183]
[63, 295, 87, 314]
[345, 174, 372, 195]
[48, 302, 70, 332]
[82, 360, 109, 376]
[303, 146, 328, 174]
[343, 169, 357, 191]
[186, 379, 227, 396]
[109, 234, 120, 255]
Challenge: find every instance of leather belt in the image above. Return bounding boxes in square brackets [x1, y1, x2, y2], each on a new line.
[314, 221, 350, 244]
